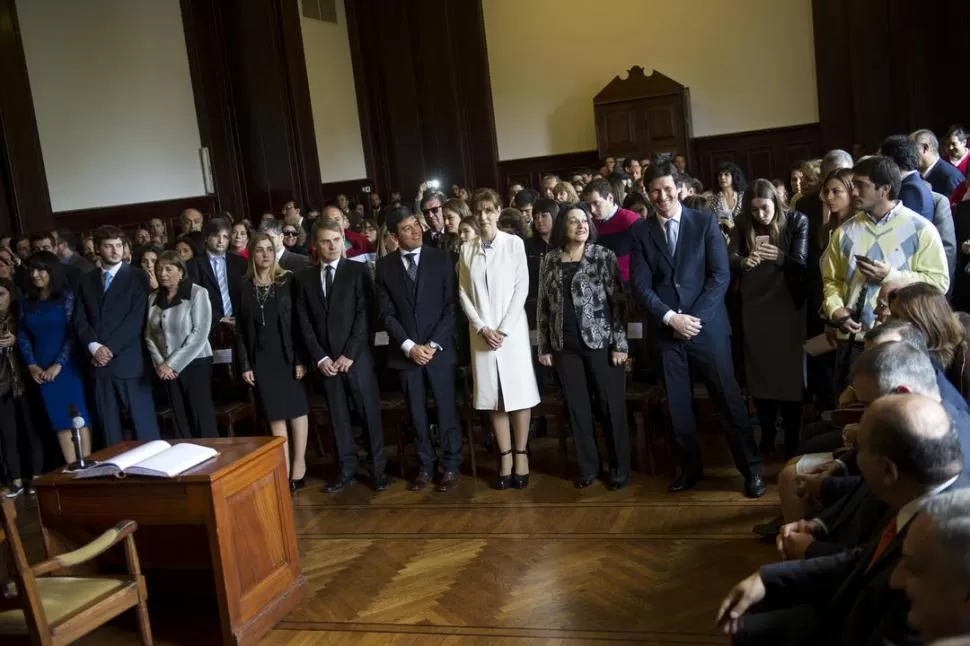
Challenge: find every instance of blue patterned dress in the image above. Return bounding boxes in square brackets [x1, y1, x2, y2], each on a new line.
[17, 292, 91, 431]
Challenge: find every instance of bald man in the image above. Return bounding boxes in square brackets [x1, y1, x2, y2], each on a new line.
[719, 393, 963, 646]
[180, 208, 204, 233]
[891, 489, 970, 645]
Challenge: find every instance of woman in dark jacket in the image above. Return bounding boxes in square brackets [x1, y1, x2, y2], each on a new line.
[536, 204, 629, 490]
[730, 179, 809, 458]
[236, 233, 308, 490]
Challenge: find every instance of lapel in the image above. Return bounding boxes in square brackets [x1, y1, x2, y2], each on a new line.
[308, 265, 329, 313]
[675, 210, 693, 267]
[99, 265, 125, 309]
[413, 246, 429, 306]
[328, 259, 350, 311]
[648, 217, 674, 267]
[199, 254, 217, 288]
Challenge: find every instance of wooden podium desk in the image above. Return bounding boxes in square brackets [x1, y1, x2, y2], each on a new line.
[32, 437, 306, 646]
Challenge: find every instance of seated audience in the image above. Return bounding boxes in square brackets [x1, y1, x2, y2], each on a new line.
[236, 233, 309, 489]
[458, 188, 540, 490]
[295, 219, 388, 493]
[820, 155, 949, 395]
[145, 251, 217, 439]
[582, 178, 640, 285]
[709, 162, 747, 220]
[890, 489, 970, 644]
[730, 179, 809, 458]
[913, 129, 966, 196]
[18, 252, 92, 463]
[0, 278, 41, 497]
[75, 225, 159, 447]
[718, 392, 963, 645]
[536, 204, 629, 489]
[375, 206, 462, 492]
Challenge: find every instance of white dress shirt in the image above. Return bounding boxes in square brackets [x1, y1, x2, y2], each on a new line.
[315, 259, 341, 367]
[397, 246, 443, 357]
[87, 262, 124, 356]
[657, 203, 684, 326]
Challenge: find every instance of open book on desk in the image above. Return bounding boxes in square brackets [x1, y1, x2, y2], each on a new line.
[73, 440, 219, 479]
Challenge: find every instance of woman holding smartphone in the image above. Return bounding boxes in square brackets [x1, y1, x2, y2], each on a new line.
[730, 179, 809, 458]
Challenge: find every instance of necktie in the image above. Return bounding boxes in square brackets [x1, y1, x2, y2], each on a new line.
[214, 257, 232, 317]
[867, 517, 897, 569]
[666, 218, 678, 256]
[102, 270, 113, 293]
[404, 253, 418, 282]
[324, 264, 334, 302]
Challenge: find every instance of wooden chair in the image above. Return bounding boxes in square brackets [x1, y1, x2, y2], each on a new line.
[0, 499, 152, 645]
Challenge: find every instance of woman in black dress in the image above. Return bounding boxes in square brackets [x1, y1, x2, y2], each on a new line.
[236, 233, 309, 489]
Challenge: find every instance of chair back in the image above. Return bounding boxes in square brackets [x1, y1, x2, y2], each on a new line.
[0, 498, 49, 642]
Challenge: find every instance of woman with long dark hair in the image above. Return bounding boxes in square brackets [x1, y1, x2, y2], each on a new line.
[16, 252, 93, 464]
[731, 180, 809, 457]
[710, 162, 747, 221]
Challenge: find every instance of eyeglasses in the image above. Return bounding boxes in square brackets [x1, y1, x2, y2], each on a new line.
[282, 231, 298, 237]
[422, 206, 442, 216]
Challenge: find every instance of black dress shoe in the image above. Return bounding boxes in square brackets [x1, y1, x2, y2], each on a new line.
[324, 476, 356, 494]
[409, 471, 433, 492]
[495, 449, 513, 490]
[437, 471, 460, 492]
[373, 473, 390, 492]
[574, 477, 596, 489]
[290, 477, 306, 492]
[744, 474, 767, 499]
[667, 470, 703, 493]
[512, 449, 529, 489]
[607, 478, 628, 491]
[753, 514, 784, 538]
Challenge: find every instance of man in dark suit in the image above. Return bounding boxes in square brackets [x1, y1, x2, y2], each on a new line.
[882, 135, 934, 220]
[375, 206, 462, 492]
[188, 218, 246, 331]
[259, 218, 311, 273]
[295, 218, 388, 493]
[54, 230, 95, 290]
[717, 394, 963, 645]
[629, 161, 764, 497]
[419, 191, 447, 249]
[75, 225, 159, 446]
[913, 129, 966, 196]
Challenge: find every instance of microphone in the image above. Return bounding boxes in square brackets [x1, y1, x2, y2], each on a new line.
[65, 404, 91, 470]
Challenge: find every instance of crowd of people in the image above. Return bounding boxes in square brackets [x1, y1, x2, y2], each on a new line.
[2, 123, 970, 643]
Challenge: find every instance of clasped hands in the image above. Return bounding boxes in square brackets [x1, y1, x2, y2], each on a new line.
[478, 327, 505, 351]
[408, 344, 437, 366]
[92, 346, 114, 367]
[27, 363, 62, 384]
[669, 313, 702, 341]
[318, 355, 354, 377]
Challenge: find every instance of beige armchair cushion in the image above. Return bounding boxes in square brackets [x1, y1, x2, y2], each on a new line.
[0, 577, 129, 634]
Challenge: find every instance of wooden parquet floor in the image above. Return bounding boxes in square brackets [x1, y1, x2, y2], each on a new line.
[12, 433, 781, 645]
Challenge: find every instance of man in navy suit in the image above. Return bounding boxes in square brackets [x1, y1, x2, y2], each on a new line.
[913, 129, 966, 196]
[75, 225, 159, 446]
[882, 135, 934, 220]
[375, 205, 462, 492]
[629, 161, 764, 497]
[717, 394, 963, 645]
[188, 218, 246, 333]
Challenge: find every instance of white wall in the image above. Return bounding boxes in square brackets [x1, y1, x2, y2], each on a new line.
[17, 0, 205, 212]
[483, 0, 819, 161]
[301, 4, 368, 183]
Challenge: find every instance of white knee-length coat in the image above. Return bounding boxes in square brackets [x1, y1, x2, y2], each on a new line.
[458, 231, 540, 411]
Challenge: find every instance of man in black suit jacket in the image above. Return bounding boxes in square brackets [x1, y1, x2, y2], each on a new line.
[74, 225, 160, 446]
[718, 394, 963, 646]
[375, 206, 462, 492]
[914, 129, 966, 196]
[188, 218, 246, 331]
[419, 191, 447, 249]
[629, 162, 764, 497]
[295, 218, 388, 493]
[259, 218, 312, 273]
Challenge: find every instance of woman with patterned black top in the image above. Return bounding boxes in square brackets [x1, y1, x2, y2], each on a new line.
[536, 204, 630, 490]
[236, 233, 309, 490]
[709, 162, 747, 222]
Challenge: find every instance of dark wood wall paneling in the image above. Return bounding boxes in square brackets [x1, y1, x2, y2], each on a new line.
[497, 151, 601, 194]
[812, 0, 970, 151]
[345, 0, 499, 198]
[52, 195, 216, 239]
[691, 124, 822, 190]
[320, 178, 371, 206]
[180, 0, 321, 222]
[0, 0, 53, 235]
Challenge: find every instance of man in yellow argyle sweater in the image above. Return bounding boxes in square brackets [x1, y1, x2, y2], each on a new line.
[821, 155, 949, 392]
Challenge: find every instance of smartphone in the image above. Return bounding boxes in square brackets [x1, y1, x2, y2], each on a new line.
[755, 235, 770, 248]
[427, 179, 440, 190]
[854, 254, 871, 265]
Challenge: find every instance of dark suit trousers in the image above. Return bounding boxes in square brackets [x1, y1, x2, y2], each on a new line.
[556, 348, 630, 481]
[322, 362, 386, 477]
[832, 340, 864, 400]
[732, 604, 819, 646]
[655, 330, 760, 477]
[95, 373, 160, 447]
[165, 358, 218, 439]
[399, 361, 462, 473]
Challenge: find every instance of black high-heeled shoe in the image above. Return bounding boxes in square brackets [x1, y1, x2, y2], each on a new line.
[512, 449, 530, 489]
[495, 449, 513, 490]
[290, 476, 306, 491]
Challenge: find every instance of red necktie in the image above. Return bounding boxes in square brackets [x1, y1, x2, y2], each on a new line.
[867, 518, 898, 569]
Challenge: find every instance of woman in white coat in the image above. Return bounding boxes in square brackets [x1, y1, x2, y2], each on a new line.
[459, 188, 540, 490]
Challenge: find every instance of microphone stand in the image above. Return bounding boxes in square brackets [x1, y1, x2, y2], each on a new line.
[64, 404, 94, 471]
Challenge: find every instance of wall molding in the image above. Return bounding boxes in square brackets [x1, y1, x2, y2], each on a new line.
[691, 123, 821, 189]
[53, 195, 216, 236]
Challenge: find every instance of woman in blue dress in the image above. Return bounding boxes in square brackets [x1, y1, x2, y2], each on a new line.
[17, 251, 92, 464]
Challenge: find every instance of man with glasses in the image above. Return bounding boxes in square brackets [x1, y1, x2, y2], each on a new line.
[259, 219, 311, 273]
[420, 192, 447, 249]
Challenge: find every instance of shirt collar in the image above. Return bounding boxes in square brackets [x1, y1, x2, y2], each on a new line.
[401, 245, 423, 262]
[954, 151, 969, 167]
[897, 474, 960, 530]
[207, 250, 225, 262]
[320, 258, 340, 273]
[866, 200, 902, 224]
[902, 169, 919, 179]
[657, 202, 683, 227]
[600, 203, 619, 224]
[275, 246, 285, 261]
[102, 261, 123, 278]
[923, 157, 939, 178]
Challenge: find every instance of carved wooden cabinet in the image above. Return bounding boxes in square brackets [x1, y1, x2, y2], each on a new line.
[594, 66, 693, 165]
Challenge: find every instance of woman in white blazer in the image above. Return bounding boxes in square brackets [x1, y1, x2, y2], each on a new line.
[458, 188, 540, 490]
